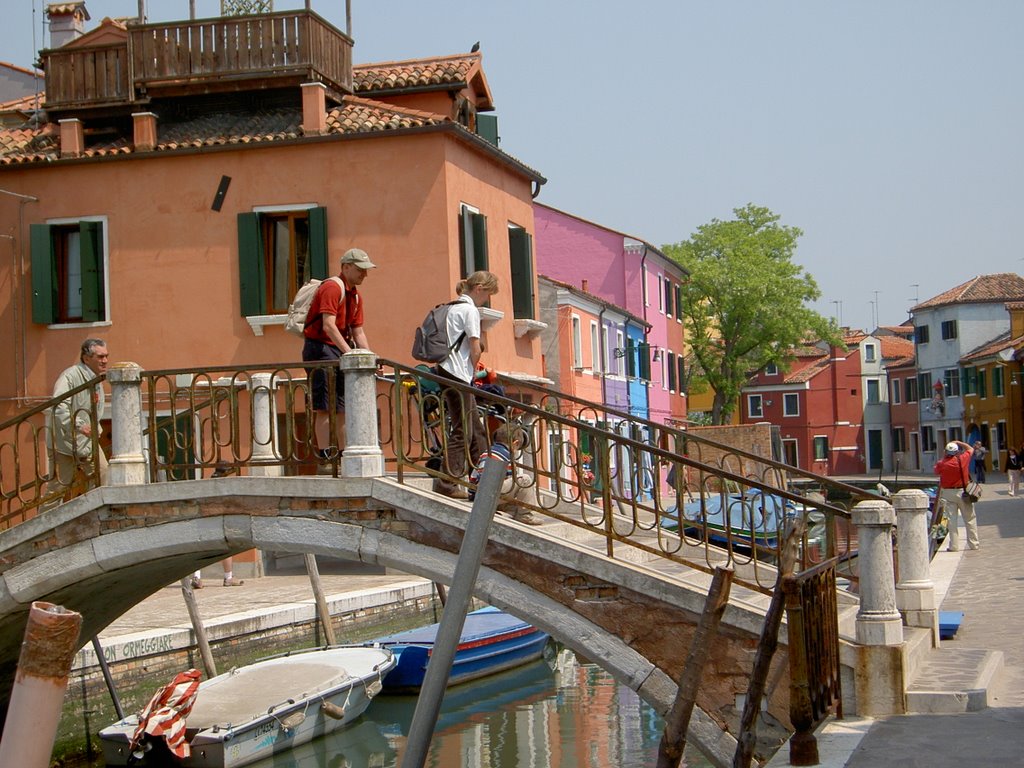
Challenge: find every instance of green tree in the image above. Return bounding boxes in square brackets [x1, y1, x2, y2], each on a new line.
[664, 204, 839, 425]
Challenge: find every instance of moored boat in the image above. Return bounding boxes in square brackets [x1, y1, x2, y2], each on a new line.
[372, 606, 550, 692]
[99, 645, 395, 768]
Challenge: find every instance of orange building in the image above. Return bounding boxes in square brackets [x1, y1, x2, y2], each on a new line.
[0, 6, 547, 420]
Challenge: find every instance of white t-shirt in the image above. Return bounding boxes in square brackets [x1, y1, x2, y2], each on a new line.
[439, 294, 479, 383]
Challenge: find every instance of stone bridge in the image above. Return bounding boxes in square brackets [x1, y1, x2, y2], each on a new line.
[0, 474, 795, 765]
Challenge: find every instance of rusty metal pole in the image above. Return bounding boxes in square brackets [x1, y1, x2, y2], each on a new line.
[0, 602, 83, 768]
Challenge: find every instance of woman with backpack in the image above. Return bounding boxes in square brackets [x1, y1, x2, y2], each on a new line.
[432, 271, 499, 498]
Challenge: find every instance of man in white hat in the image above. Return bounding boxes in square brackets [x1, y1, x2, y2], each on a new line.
[301, 248, 377, 459]
[933, 439, 980, 551]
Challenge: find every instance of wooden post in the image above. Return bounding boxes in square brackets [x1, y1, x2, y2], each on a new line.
[657, 566, 734, 768]
[734, 517, 804, 768]
[305, 553, 337, 646]
[180, 578, 217, 678]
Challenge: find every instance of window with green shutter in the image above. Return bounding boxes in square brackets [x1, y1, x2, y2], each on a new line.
[638, 342, 651, 381]
[508, 224, 534, 319]
[237, 207, 327, 317]
[667, 351, 677, 392]
[459, 204, 488, 278]
[664, 279, 674, 318]
[31, 220, 106, 324]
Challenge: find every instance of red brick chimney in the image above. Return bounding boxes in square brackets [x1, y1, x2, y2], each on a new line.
[301, 82, 328, 136]
[58, 118, 84, 158]
[132, 112, 157, 151]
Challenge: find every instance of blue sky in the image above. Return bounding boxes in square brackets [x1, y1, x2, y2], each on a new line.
[5, 1, 1023, 332]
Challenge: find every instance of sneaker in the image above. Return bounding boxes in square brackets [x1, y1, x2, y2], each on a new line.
[223, 577, 245, 587]
[190, 577, 203, 589]
[512, 511, 545, 526]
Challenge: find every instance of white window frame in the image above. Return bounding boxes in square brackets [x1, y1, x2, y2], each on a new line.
[764, 362, 778, 376]
[589, 321, 601, 373]
[866, 378, 881, 405]
[657, 274, 664, 313]
[616, 330, 624, 376]
[813, 435, 829, 461]
[864, 343, 876, 363]
[891, 378, 901, 404]
[43, 214, 112, 329]
[783, 393, 799, 417]
[642, 264, 649, 307]
[747, 394, 763, 419]
[571, 314, 582, 369]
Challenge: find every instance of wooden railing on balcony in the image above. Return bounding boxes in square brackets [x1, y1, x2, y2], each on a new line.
[43, 10, 352, 113]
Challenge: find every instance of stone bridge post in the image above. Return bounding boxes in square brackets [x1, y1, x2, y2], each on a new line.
[851, 498, 905, 715]
[893, 489, 938, 644]
[339, 351, 382, 478]
[106, 362, 146, 486]
[248, 372, 282, 478]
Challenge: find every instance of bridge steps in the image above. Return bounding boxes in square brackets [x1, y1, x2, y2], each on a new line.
[904, 645, 1005, 713]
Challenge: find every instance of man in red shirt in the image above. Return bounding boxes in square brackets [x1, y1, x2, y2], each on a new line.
[302, 248, 376, 458]
[933, 439, 980, 551]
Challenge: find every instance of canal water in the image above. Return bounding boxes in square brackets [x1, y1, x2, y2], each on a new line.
[240, 649, 714, 768]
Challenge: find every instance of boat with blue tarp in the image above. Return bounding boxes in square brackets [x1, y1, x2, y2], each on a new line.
[371, 606, 550, 692]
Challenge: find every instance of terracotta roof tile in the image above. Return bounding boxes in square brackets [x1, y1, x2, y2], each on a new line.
[879, 336, 914, 360]
[0, 98, 445, 165]
[960, 330, 1024, 363]
[912, 274, 1024, 312]
[785, 357, 829, 384]
[353, 52, 480, 93]
[885, 355, 915, 370]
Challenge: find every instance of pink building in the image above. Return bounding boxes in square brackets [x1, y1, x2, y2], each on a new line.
[533, 204, 688, 426]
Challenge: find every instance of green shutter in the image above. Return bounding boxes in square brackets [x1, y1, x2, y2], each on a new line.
[471, 212, 488, 272]
[79, 220, 104, 321]
[665, 280, 674, 318]
[308, 206, 328, 279]
[638, 343, 650, 381]
[678, 355, 686, 394]
[674, 284, 682, 318]
[626, 339, 636, 378]
[668, 352, 677, 391]
[237, 212, 265, 316]
[459, 208, 471, 278]
[509, 227, 534, 319]
[30, 224, 56, 324]
[476, 114, 499, 146]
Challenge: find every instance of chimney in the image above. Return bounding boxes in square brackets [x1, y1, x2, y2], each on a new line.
[58, 118, 84, 158]
[132, 112, 157, 151]
[46, 2, 91, 48]
[300, 82, 328, 136]
[581, 279, 589, 293]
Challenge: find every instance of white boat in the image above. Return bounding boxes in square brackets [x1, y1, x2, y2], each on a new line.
[99, 645, 396, 768]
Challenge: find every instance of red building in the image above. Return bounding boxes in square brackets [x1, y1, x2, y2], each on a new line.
[741, 340, 865, 475]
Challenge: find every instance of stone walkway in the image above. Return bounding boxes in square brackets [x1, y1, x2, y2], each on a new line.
[800, 475, 1024, 768]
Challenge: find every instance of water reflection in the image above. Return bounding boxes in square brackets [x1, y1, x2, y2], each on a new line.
[245, 651, 711, 768]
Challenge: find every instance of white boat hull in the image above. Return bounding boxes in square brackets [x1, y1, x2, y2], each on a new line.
[100, 645, 395, 768]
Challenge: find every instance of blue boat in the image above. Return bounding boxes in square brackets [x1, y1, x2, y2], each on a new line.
[371, 606, 550, 693]
[662, 489, 794, 550]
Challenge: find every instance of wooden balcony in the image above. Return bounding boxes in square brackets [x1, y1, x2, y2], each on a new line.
[43, 10, 352, 116]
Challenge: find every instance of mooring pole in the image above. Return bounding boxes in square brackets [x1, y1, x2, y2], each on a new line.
[400, 455, 507, 768]
[91, 636, 124, 719]
[180, 577, 217, 678]
[657, 566, 734, 768]
[305, 553, 337, 646]
[0, 602, 82, 768]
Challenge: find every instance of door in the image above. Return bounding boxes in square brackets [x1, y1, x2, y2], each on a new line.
[782, 438, 798, 467]
[867, 429, 883, 471]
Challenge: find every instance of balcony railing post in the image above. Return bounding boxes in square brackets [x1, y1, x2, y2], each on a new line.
[893, 489, 938, 643]
[851, 499, 902, 646]
[107, 362, 147, 486]
[340, 351, 382, 478]
[248, 372, 282, 478]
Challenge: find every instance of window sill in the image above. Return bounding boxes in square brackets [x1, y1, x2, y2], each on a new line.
[513, 318, 547, 339]
[479, 307, 504, 332]
[246, 314, 286, 337]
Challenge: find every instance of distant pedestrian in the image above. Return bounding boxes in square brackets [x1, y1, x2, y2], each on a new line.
[972, 441, 987, 483]
[1007, 447, 1023, 497]
[934, 440, 980, 552]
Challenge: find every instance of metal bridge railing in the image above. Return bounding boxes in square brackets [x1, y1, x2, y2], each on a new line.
[0, 377, 105, 527]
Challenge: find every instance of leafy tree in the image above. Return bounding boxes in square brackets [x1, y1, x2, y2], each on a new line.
[664, 204, 839, 425]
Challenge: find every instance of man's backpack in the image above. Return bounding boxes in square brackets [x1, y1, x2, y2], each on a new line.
[411, 300, 465, 363]
[284, 276, 343, 337]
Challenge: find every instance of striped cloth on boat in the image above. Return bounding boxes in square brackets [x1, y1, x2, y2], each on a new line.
[129, 669, 202, 758]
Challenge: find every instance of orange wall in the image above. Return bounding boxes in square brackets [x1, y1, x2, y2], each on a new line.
[0, 130, 541, 409]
